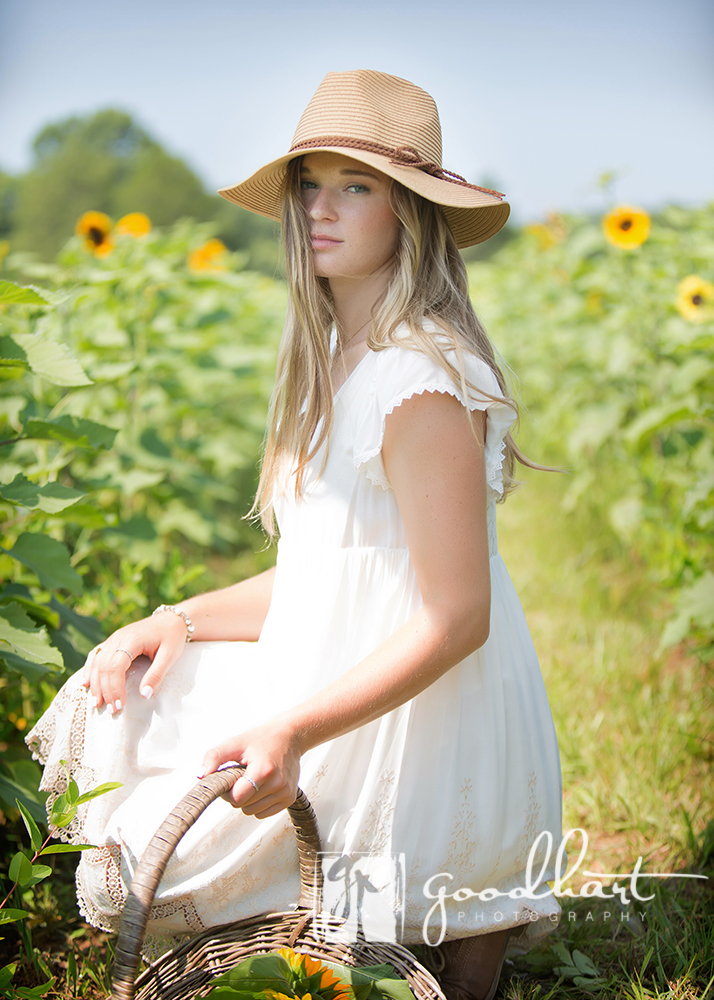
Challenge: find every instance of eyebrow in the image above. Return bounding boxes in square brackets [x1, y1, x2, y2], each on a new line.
[301, 166, 382, 181]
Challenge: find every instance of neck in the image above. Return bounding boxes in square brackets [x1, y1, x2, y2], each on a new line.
[329, 258, 395, 344]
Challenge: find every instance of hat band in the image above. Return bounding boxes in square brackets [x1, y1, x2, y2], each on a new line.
[289, 136, 505, 198]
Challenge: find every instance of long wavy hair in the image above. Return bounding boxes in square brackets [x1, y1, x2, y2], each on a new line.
[253, 156, 534, 534]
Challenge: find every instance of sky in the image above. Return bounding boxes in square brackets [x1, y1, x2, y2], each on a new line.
[1, 0, 713, 225]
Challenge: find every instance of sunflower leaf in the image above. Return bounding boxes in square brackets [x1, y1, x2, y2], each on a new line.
[11, 334, 92, 386]
[0, 280, 51, 306]
[24, 414, 117, 450]
[4, 533, 82, 595]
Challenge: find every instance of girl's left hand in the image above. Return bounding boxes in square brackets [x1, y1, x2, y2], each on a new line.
[199, 721, 301, 818]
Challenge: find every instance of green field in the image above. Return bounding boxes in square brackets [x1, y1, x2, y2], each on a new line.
[1, 204, 712, 998]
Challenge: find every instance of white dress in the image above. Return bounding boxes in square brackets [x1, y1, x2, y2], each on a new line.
[27, 325, 564, 960]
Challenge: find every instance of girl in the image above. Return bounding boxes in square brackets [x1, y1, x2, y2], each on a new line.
[27, 70, 564, 1000]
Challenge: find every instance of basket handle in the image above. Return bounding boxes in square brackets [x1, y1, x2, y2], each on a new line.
[111, 764, 322, 1000]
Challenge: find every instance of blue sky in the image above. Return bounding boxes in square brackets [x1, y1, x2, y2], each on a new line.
[1, 0, 713, 224]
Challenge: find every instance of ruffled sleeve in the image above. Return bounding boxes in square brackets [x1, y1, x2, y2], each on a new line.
[353, 340, 516, 496]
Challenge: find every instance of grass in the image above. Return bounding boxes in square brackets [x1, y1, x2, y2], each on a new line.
[1, 466, 712, 998]
[495, 467, 714, 998]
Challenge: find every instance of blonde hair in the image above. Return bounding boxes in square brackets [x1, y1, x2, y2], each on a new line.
[253, 157, 532, 534]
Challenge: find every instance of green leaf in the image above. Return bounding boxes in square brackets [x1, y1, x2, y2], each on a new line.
[318, 960, 414, 1000]
[9, 851, 32, 886]
[0, 770, 48, 824]
[15, 798, 43, 854]
[0, 648, 61, 680]
[26, 863, 53, 886]
[0, 909, 29, 925]
[0, 963, 17, 987]
[24, 414, 117, 450]
[210, 953, 292, 994]
[74, 781, 122, 805]
[5, 533, 82, 594]
[39, 843, 95, 855]
[0, 604, 64, 667]
[572, 950, 599, 976]
[0, 280, 51, 306]
[0, 588, 60, 629]
[0, 335, 28, 364]
[11, 334, 92, 386]
[0, 473, 85, 513]
[0, 601, 39, 631]
[573, 976, 606, 991]
[49, 792, 76, 829]
[14, 977, 56, 998]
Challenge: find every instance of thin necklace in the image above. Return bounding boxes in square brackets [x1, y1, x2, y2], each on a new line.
[338, 317, 371, 352]
[333, 318, 371, 386]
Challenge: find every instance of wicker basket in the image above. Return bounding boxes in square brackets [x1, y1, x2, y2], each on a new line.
[110, 764, 445, 1000]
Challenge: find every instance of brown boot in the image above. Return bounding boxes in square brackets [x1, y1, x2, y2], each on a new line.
[433, 928, 512, 1000]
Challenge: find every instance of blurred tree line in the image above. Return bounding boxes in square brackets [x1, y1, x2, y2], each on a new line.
[0, 107, 512, 272]
[0, 108, 283, 274]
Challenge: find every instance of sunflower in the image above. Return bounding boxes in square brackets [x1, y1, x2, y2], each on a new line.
[276, 949, 352, 1000]
[75, 211, 114, 257]
[115, 212, 152, 237]
[187, 237, 228, 272]
[676, 275, 714, 323]
[602, 205, 650, 249]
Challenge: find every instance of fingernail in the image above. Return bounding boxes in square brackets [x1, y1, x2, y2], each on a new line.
[107, 703, 115, 715]
[89, 695, 97, 709]
[141, 685, 153, 700]
[114, 700, 122, 712]
[197, 771, 205, 780]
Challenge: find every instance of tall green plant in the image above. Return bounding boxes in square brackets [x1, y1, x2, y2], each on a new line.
[1, 224, 284, 815]
[469, 202, 714, 650]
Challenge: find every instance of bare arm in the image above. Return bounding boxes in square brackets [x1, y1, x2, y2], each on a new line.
[84, 566, 276, 711]
[202, 392, 491, 817]
[179, 567, 276, 642]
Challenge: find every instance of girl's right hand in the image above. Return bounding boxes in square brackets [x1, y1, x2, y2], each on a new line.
[81, 610, 189, 713]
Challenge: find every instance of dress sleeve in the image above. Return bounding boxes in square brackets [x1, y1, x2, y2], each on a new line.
[353, 343, 517, 495]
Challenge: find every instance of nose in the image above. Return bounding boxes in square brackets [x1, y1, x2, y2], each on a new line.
[307, 186, 337, 221]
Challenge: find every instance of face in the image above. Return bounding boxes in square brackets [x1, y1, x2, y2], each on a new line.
[299, 152, 401, 281]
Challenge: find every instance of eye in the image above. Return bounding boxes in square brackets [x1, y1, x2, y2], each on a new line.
[347, 183, 369, 193]
[300, 179, 318, 190]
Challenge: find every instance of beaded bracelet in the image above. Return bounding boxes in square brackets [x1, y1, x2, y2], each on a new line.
[152, 604, 195, 643]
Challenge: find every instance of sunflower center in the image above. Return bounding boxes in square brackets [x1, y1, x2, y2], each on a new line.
[620, 219, 633, 231]
[691, 294, 703, 306]
[88, 226, 105, 246]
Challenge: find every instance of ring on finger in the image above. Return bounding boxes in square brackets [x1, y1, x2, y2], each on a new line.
[243, 774, 260, 794]
[116, 648, 133, 660]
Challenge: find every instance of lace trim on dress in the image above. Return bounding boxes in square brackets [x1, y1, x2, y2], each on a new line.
[25, 678, 97, 844]
[354, 383, 509, 496]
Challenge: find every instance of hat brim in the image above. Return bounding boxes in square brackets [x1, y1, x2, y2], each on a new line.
[218, 147, 510, 249]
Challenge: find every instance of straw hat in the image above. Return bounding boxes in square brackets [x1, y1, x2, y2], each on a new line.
[218, 70, 510, 249]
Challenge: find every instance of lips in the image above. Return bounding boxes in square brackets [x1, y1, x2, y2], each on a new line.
[311, 234, 342, 248]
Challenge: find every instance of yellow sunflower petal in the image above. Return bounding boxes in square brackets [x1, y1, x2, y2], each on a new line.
[319, 969, 342, 989]
[187, 237, 228, 272]
[115, 212, 152, 237]
[277, 947, 300, 970]
[675, 274, 714, 323]
[94, 238, 114, 258]
[602, 205, 650, 249]
[298, 955, 326, 978]
[75, 211, 113, 256]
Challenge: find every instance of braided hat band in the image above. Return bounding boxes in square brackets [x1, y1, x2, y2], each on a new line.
[218, 70, 510, 249]
[289, 136, 505, 198]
